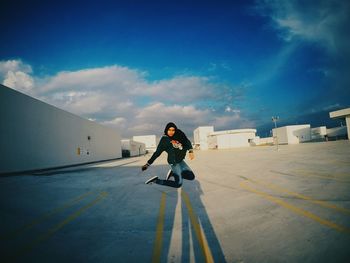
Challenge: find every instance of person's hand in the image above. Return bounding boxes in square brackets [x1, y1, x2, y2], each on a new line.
[141, 163, 150, 171]
[189, 151, 195, 160]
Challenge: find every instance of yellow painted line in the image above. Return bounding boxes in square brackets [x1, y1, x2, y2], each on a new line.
[181, 190, 214, 263]
[9, 191, 108, 262]
[1, 191, 94, 240]
[294, 169, 350, 183]
[249, 178, 350, 216]
[239, 181, 350, 235]
[152, 192, 166, 263]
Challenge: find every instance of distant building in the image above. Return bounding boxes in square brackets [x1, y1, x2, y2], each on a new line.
[193, 126, 260, 149]
[329, 108, 350, 140]
[121, 139, 146, 157]
[133, 135, 157, 152]
[207, 129, 257, 149]
[273, 125, 311, 144]
[193, 126, 214, 150]
[326, 126, 348, 140]
[252, 137, 274, 145]
[311, 126, 327, 141]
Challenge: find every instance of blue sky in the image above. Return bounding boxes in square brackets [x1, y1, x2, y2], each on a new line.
[1, 0, 349, 138]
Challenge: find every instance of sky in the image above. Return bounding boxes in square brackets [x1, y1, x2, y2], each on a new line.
[1, 0, 349, 138]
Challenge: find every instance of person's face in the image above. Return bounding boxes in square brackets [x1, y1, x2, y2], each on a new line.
[167, 127, 175, 137]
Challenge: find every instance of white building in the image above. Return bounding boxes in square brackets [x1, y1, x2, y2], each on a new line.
[329, 108, 350, 140]
[121, 139, 146, 157]
[326, 126, 348, 139]
[207, 129, 257, 149]
[133, 135, 157, 152]
[273, 125, 311, 144]
[0, 84, 122, 174]
[193, 126, 214, 150]
[311, 126, 327, 141]
[256, 137, 274, 145]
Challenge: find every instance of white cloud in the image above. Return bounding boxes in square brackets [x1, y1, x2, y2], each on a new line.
[213, 115, 241, 129]
[0, 59, 253, 138]
[39, 65, 146, 94]
[135, 102, 210, 125]
[255, 0, 350, 108]
[0, 59, 34, 94]
[129, 102, 211, 136]
[131, 76, 218, 103]
[3, 71, 34, 93]
[102, 117, 127, 131]
[257, 0, 350, 54]
[36, 65, 234, 125]
[213, 113, 254, 130]
[225, 106, 241, 113]
[0, 59, 32, 74]
[63, 92, 108, 115]
[133, 102, 253, 135]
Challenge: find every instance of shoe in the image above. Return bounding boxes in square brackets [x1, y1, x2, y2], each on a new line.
[145, 176, 158, 185]
[166, 170, 173, 181]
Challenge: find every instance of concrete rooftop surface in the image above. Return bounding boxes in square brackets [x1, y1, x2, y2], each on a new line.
[1, 140, 350, 263]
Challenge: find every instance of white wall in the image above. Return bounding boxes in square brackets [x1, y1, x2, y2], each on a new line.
[259, 137, 273, 145]
[273, 126, 288, 144]
[291, 125, 311, 143]
[207, 135, 218, 149]
[326, 126, 347, 138]
[0, 84, 122, 174]
[132, 135, 157, 152]
[208, 132, 256, 149]
[329, 108, 349, 140]
[311, 126, 327, 140]
[121, 139, 146, 157]
[217, 134, 247, 149]
[193, 126, 214, 150]
[273, 125, 311, 144]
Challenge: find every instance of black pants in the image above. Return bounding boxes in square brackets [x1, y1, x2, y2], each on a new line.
[156, 170, 195, 188]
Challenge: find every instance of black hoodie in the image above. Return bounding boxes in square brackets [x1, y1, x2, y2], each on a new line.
[147, 123, 193, 165]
